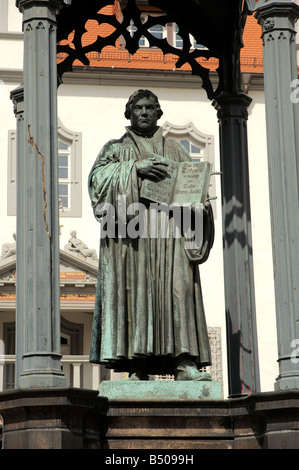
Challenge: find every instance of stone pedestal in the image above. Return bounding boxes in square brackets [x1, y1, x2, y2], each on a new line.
[102, 390, 299, 449]
[1, 388, 299, 449]
[98, 380, 222, 401]
[0, 388, 107, 449]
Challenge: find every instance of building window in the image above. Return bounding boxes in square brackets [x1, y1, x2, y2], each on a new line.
[148, 23, 165, 41]
[174, 24, 205, 50]
[149, 326, 223, 395]
[3, 322, 15, 390]
[179, 139, 203, 162]
[174, 24, 183, 49]
[192, 36, 205, 49]
[58, 140, 72, 210]
[0, 0, 8, 33]
[57, 119, 82, 217]
[163, 121, 217, 217]
[128, 18, 204, 50]
[129, 17, 146, 47]
[129, 14, 167, 48]
[7, 119, 82, 217]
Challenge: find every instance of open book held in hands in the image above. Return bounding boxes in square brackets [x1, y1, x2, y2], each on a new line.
[140, 157, 213, 206]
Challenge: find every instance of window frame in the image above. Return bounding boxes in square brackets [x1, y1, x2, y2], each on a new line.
[128, 12, 167, 48]
[162, 121, 217, 217]
[58, 140, 72, 210]
[173, 23, 206, 50]
[0, 0, 8, 33]
[57, 119, 82, 218]
[7, 119, 82, 218]
[127, 15, 205, 51]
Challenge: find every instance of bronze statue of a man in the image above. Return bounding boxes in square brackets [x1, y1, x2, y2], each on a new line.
[88, 89, 214, 380]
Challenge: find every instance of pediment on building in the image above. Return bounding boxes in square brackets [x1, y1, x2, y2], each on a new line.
[0, 249, 98, 288]
[0, 255, 17, 285]
[59, 249, 98, 286]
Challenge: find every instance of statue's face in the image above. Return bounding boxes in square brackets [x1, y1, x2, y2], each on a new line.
[130, 96, 158, 134]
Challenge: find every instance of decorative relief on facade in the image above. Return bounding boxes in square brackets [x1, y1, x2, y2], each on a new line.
[0, 270, 16, 284]
[64, 230, 98, 263]
[0, 234, 16, 261]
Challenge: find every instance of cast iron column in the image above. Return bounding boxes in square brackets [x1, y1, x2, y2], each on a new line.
[16, 0, 66, 388]
[213, 92, 260, 397]
[255, 0, 299, 390]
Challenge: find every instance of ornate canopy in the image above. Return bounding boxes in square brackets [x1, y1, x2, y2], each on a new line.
[57, 0, 254, 99]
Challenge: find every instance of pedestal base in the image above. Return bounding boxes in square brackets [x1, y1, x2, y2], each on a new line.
[1, 389, 299, 449]
[0, 388, 108, 449]
[98, 379, 222, 401]
[103, 390, 299, 449]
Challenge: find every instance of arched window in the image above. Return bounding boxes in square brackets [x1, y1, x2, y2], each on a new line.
[57, 119, 82, 217]
[173, 24, 205, 50]
[7, 119, 82, 217]
[128, 13, 167, 48]
[163, 121, 217, 216]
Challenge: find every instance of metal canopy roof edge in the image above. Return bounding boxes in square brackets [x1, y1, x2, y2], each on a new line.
[56, 0, 251, 99]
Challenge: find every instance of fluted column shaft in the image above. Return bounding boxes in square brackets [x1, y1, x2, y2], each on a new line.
[15, 0, 66, 388]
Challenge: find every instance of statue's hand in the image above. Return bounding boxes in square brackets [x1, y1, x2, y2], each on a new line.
[136, 157, 169, 181]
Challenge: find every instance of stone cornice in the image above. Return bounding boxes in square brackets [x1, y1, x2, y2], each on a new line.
[61, 67, 265, 92]
[0, 32, 23, 40]
[0, 67, 265, 92]
[255, 0, 299, 17]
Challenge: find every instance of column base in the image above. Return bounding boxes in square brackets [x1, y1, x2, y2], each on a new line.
[275, 375, 299, 391]
[19, 352, 67, 389]
[19, 371, 67, 389]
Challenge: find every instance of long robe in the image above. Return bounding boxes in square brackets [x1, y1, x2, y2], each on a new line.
[88, 126, 214, 375]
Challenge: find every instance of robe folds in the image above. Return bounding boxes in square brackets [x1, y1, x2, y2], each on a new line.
[88, 126, 214, 375]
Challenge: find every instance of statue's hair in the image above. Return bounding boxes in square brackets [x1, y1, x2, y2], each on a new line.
[124, 89, 163, 120]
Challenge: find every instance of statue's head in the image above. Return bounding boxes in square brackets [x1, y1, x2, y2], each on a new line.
[125, 89, 163, 135]
[125, 89, 163, 120]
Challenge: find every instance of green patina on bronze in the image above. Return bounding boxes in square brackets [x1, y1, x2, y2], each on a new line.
[98, 380, 222, 400]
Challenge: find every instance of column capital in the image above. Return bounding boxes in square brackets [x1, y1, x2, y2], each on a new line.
[16, 0, 67, 13]
[10, 85, 24, 117]
[212, 92, 252, 121]
[10, 84, 24, 104]
[255, 0, 299, 28]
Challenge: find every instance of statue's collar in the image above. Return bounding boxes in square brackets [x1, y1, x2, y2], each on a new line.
[126, 126, 162, 139]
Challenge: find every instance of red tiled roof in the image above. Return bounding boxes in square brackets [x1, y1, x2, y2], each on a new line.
[57, 5, 264, 74]
[241, 14, 263, 73]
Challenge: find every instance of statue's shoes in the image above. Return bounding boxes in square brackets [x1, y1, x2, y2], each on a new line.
[175, 362, 212, 381]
